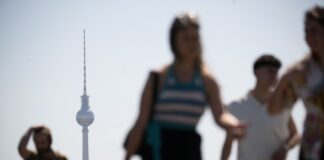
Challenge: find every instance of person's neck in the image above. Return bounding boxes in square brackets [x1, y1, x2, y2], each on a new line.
[174, 59, 195, 72]
[38, 148, 53, 156]
[251, 83, 272, 105]
[173, 60, 195, 82]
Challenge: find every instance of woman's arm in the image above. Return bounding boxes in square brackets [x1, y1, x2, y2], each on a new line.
[268, 71, 298, 115]
[203, 73, 246, 137]
[124, 72, 156, 160]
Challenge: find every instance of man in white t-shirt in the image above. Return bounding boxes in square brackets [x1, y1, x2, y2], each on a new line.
[221, 54, 300, 160]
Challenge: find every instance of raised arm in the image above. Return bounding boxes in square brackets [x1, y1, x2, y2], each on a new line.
[124, 72, 156, 160]
[267, 73, 298, 115]
[18, 127, 35, 159]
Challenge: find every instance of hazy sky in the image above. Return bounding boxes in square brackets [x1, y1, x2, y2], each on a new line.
[1, 0, 324, 160]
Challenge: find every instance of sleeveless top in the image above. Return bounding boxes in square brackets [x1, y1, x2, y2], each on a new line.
[153, 65, 207, 129]
[289, 59, 324, 160]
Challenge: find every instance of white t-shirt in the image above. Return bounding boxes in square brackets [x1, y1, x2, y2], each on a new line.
[228, 92, 291, 160]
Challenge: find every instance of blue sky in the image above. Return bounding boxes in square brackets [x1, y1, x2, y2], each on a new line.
[1, 0, 324, 160]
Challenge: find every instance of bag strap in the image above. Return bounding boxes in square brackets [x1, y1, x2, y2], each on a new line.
[149, 71, 159, 120]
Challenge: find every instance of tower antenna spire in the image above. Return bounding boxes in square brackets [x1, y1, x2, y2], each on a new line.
[83, 29, 87, 95]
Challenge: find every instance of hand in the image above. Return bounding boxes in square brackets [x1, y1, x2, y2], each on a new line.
[30, 125, 45, 132]
[271, 147, 287, 160]
[27, 126, 37, 134]
[229, 121, 247, 139]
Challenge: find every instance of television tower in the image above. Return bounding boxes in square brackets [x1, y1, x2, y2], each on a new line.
[76, 29, 94, 160]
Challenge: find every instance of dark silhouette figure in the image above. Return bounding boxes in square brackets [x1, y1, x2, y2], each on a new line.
[18, 126, 67, 160]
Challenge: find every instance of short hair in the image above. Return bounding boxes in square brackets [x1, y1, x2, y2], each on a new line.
[33, 126, 52, 146]
[253, 54, 281, 72]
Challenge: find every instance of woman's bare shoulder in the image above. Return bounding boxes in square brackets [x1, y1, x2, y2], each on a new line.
[153, 64, 171, 76]
[283, 55, 311, 80]
[200, 66, 220, 88]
